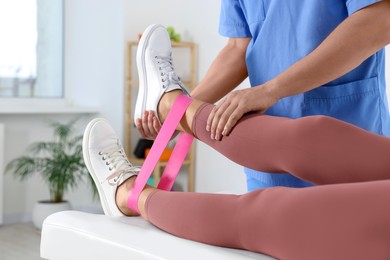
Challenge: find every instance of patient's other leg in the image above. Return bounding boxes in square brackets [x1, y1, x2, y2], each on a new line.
[116, 176, 390, 259]
[144, 180, 390, 260]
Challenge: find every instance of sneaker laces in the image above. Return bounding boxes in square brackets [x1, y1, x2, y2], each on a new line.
[156, 54, 182, 87]
[99, 139, 140, 186]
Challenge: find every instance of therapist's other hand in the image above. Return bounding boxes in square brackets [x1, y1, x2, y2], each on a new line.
[135, 111, 161, 140]
[206, 86, 279, 140]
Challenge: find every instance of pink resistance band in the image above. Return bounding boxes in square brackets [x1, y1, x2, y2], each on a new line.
[127, 94, 194, 213]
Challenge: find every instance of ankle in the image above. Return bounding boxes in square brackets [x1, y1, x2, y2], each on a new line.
[115, 176, 156, 219]
[157, 90, 183, 123]
[138, 186, 156, 220]
[157, 91, 205, 135]
[115, 176, 139, 216]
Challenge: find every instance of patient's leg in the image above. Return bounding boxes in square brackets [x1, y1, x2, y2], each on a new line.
[158, 92, 390, 185]
[146, 182, 390, 260]
[122, 177, 390, 260]
[192, 104, 390, 184]
[116, 173, 390, 259]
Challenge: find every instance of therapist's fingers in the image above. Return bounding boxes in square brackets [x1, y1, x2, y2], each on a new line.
[207, 99, 231, 140]
[135, 118, 147, 137]
[135, 111, 160, 140]
[142, 111, 153, 138]
[208, 89, 260, 140]
[213, 100, 239, 140]
[152, 115, 162, 133]
[206, 106, 218, 133]
[221, 104, 246, 137]
[147, 111, 155, 135]
[207, 102, 225, 140]
[206, 87, 280, 140]
[208, 98, 238, 140]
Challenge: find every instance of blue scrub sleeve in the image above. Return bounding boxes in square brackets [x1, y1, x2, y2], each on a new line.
[346, 0, 382, 15]
[219, 0, 251, 38]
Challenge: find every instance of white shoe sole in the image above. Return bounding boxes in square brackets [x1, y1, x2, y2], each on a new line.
[134, 24, 164, 122]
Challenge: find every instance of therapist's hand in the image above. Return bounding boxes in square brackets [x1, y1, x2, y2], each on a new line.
[206, 85, 279, 141]
[135, 111, 161, 140]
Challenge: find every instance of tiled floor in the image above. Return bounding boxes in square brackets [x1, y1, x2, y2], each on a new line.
[0, 222, 41, 260]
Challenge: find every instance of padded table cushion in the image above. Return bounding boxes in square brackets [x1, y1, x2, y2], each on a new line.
[41, 211, 275, 260]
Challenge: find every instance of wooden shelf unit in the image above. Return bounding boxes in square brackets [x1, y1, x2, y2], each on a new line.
[124, 41, 197, 191]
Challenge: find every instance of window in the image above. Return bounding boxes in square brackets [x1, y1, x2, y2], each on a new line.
[0, 0, 63, 98]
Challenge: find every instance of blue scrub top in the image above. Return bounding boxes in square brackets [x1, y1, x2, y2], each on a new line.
[219, 0, 390, 189]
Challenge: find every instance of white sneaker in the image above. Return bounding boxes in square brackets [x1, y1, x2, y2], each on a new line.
[83, 118, 140, 216]
[134, 24, 189, 123]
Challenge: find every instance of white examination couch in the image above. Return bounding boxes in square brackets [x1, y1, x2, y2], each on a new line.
[40, 211, 275, 260]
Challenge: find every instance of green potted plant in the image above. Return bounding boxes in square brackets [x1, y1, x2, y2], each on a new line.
[5, 119, 96, 229]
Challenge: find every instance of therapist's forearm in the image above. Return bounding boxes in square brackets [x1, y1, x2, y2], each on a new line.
[191, 38, 250, 103]
[264, 0, 390, 100]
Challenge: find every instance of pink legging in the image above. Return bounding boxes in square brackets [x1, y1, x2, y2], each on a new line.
[144, 104, 390, 260]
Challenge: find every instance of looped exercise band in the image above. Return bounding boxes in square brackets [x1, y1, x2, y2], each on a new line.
[127, 94, 194, 213]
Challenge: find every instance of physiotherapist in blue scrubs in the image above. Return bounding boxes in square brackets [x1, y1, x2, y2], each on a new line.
[193, 0, 390, 190]
[137, 1, 390, 190]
